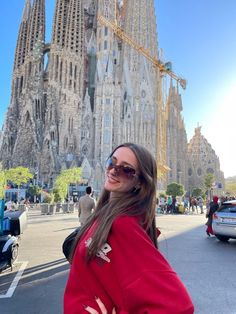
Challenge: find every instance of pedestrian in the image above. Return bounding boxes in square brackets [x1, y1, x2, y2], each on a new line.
[198, 197, 204, 214]
[78, 186, 96, 226]
[64, 142, 194, 313]
[205, 195, 219, 236]
[167, 195, 172, 213]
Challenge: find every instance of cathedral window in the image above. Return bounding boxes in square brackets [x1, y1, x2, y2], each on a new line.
[106, 98, 110, 105]
[104, 40, 108, 50]
[74, 65, 77, 79]
[50, 132, 55, 141]
[59, 61, 63, 83]
[20, 76, 23, 93]
[104, 27, 108, 36]
[104, 113, 111, 127]
[64, 137, 68, 149]
[188, 168, 192, 176]
[207, 168, 214, 174]
[104, 130, 110, 144]
[28, 62, 32, 76]
[70, 62, 73, 76]
[197, 168, 202, 176]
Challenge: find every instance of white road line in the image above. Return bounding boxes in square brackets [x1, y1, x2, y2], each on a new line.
[0, 261, 28, 298]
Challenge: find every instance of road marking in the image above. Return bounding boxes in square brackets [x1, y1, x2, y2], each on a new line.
[0, 261, 28, 298]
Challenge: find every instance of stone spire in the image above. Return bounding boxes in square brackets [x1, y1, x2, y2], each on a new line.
[51, 0, 70, 47]
[26, 0, 45, 53]
[187, 127, 225, 192]
[120, 0, 160, 158]
[14, 0, 32, 70]
[22, 0, 31, 21]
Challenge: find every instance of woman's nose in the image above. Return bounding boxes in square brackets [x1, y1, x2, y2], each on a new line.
[109, 166, 118, 176]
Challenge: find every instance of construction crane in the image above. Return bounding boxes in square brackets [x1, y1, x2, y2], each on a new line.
[97, 2, 186, 177]
[97, 15, 187, 89]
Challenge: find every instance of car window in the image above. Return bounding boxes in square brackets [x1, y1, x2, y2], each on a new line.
[219, 204, 236, 213]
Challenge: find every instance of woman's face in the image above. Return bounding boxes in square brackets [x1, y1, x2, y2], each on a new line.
[104, 147, 140, 194]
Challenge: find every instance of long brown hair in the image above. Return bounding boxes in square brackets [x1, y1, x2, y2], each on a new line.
[70, 143, 158, 262]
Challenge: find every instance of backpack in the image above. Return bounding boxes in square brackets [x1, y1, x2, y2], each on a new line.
[62, 227, 81, 262]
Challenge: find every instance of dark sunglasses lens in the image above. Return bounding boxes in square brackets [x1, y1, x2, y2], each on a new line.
[106, 157, 136, 179]
[122, 166, 136, 177]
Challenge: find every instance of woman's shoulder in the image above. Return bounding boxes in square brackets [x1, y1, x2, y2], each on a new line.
[112, 215, 142, 232]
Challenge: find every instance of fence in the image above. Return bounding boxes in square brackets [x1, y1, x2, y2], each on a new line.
[16, 203, 76, 215]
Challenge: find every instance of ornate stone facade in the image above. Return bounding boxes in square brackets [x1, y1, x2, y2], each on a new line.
[187, 126, 225, 195]
[166, 83, 188, 189]
[0, 0, 224, 194]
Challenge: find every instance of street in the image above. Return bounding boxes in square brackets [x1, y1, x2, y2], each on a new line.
[0, 210, 236, 314]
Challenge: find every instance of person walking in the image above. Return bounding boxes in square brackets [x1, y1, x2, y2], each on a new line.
[64, 142, 194, 314]
[78, 186, 96, 226]
[198, 197, 204, 214]
[205, 195, 219, 236]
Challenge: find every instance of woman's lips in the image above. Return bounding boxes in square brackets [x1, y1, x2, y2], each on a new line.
[107, 174, 119, 183]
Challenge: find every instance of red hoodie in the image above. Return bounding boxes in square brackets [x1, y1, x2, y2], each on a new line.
[64, 215, 194, 313]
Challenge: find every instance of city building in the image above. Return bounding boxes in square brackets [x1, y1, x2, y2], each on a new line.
[0, 0, 224, 195]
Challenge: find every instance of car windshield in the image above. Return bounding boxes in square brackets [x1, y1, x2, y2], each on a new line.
[219, 204, 236, 213]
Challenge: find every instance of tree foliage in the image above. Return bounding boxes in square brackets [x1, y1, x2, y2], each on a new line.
[41, 190, 54, 204]
[5, 166, 33, 187]
[27, 185, 42, 199]
[166, 182, 184, 197]
[54, 167, 82, 201]
[204, 173, 214, 190]
[191, 188, 203, 198]
[0, 170, 6, 199]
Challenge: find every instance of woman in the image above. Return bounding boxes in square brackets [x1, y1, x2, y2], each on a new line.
[64, 143, 194, 313]
[205, 195, 219, 236]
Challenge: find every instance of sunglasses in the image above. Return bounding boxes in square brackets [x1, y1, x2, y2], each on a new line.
[105, 157, 137, 179]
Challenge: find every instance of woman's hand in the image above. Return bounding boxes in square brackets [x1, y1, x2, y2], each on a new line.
[85, 297, 116, 314]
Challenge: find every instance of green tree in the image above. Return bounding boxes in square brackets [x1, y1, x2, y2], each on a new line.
[204, 173, 214, 199]
[41, 190, 54, 204]
[0, 170, 6, 199]
[27, 185, 42, 201]
[5, 166, 33, 201]
[5, 166, 33, 188]
[54, 167, 82, 201]
[191, 188, 203, 198]
[166, 182, 184, 197]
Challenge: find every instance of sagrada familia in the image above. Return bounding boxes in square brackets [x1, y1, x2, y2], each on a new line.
[0, 0, 224, 195]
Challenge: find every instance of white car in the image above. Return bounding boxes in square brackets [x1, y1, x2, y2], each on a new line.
[212, 200, 236, 242]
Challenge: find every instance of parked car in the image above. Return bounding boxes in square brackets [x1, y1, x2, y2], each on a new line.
[212, 200, 236, 242]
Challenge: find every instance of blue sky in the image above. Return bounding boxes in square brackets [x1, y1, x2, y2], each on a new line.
[0, 1, 236, 177]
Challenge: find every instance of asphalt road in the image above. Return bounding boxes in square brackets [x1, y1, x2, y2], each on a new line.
[0, 210, 236, 314]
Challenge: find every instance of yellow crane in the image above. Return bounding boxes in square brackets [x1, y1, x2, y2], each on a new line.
[97, 2, 186, 177]
[97, 15, 187, 89]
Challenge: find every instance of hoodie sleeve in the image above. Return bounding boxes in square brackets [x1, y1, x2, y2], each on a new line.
[109, 216, 194, 314]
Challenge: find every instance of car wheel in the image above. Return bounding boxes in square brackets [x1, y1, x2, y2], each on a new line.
[215, 234, 230, 242]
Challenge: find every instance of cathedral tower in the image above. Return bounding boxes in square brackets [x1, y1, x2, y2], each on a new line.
[166, 83, 188, 188]
[0, 0, 46, 173]
[187, 126, 225, 194]
[120, 0, 160, 158]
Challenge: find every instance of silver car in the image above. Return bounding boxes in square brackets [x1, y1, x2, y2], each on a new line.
[212, 200, 236, 242]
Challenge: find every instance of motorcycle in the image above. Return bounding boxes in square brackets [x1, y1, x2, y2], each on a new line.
[0, 200, 27, 273]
